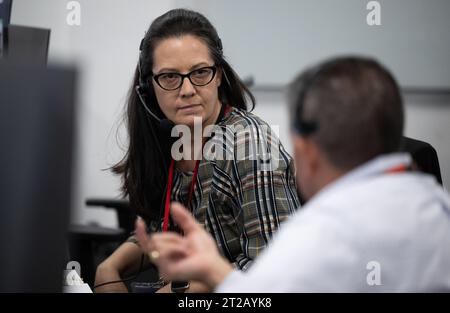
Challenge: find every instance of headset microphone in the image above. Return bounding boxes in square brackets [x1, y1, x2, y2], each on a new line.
[136, 36, 176, 134]
[135, 86, 175, 132]
[135, 86, 161, 122]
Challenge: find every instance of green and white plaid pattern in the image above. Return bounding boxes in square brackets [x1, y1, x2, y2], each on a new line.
[170, 108, 300, 270]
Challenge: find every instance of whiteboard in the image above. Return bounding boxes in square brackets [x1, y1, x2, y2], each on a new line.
[176, 0, 450, 89]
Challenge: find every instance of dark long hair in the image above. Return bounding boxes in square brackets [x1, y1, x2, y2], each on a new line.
[113, 9, 255, 223]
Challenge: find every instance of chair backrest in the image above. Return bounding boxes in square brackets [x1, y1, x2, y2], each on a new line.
[400, 136, 443, 185]
[85, 198, 136, 234]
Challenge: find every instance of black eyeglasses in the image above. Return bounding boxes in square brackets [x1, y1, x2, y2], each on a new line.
[152, 66, 217, 91]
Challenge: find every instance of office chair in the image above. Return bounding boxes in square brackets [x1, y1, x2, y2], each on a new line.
[68, 199, 135, 288]
[400, 136, 443, 185]
[68, 198, 163, 290]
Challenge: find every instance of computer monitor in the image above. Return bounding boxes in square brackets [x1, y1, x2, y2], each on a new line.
[0, 62, 77, 292]
[1, 1, 50, 65]
[0, 21, 3, 57]
[5, 24, 50, 65]
[0, 0, 13, 25]
[0, 0, 13, 57]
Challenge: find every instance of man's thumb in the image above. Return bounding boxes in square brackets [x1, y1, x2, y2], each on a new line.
[170, 202, 200, 234]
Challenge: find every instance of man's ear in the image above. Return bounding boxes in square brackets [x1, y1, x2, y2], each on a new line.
[294, 136, 320, 176]
[306, 139, 320, 175]
[292, 135, 305, 162]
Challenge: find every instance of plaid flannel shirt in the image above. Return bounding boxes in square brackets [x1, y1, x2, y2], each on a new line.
[128, 108, 300, 271]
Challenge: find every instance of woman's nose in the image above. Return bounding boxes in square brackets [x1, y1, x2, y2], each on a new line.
[179, 77, 196, 97]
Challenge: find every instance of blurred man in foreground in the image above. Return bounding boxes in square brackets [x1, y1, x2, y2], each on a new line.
[136, 56, 450, 292]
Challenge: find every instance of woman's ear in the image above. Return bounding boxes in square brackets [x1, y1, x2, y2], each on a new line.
[216, 67, 222, 87]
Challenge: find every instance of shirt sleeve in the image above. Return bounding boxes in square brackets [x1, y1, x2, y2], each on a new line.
[204, 113, 301, 270]
[125, 234, 139, 245]
[225, 126, 301, 270]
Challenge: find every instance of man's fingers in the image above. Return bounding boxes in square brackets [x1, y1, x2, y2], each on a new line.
[135, 217, 152, 252]
[170, 202, 202, 234]
[165, 258, 202, 283]
[151, 232, 185, 245]
[154, 241, 188, 260]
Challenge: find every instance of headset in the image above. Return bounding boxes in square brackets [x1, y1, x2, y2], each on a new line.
[135, 37, 175, 129]
[291, 65, 321, 136]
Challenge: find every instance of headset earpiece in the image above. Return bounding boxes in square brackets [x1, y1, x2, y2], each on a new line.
[135, 37, 174, 135]
[292, 66, 321, 136]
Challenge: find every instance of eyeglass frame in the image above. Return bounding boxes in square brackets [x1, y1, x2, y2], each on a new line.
[151, 65, 218, 91]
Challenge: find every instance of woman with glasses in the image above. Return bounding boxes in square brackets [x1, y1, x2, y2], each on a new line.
[94, 8, 300, 293]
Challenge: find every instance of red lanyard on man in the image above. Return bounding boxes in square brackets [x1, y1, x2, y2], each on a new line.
[385, 164, 409, 174]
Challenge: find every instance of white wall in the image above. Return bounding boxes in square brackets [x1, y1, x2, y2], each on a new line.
[252, 90, 450, 191]
[177, 0, 450, 89]
[11, 0, 175, 227]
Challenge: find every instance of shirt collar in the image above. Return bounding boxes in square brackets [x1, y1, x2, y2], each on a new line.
[307, 153, 412, 206]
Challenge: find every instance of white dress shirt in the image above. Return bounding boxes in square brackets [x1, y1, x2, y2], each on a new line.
[217, 153, 450, 292]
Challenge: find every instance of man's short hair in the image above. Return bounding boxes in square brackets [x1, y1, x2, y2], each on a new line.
[289, 56, 404, 170]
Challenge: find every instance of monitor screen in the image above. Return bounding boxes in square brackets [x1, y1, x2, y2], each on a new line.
[0, 0, 12, 56]
[0, 62, 77, 292]
[6, 24, 50, 65]
[0, 0, 12, 26]
[0, 20, 3, 57]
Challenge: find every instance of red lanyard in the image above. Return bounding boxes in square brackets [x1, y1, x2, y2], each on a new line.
[162, 159, 200, 232]
[162, 105, 231, 232]
[385, 164, 408, 174]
